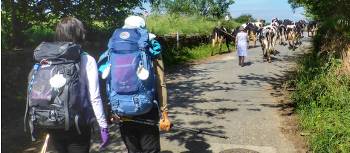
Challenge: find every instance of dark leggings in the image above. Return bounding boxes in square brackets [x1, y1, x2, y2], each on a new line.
[120, 106, 160, 153]
[49, 126, 91, 153]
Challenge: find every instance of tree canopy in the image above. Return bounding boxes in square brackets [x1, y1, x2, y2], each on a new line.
[234, 14, 255, 24]
[288, 0, 350, 35]
[288, 0, 350, 55]
[1, 0, 146, 49]
[151, 0, 234, 18]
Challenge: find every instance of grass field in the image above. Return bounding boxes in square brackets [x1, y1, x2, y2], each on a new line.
[146, 14, 241, 35]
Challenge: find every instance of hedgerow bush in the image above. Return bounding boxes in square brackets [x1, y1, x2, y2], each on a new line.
[292, 54, 350, 152]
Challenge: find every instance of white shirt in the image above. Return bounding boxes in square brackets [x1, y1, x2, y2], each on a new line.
[236, 32, 248, 45]
[80, 54, 108, 128]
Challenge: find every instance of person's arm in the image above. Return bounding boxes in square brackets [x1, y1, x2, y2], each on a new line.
[246, 33, 249, 49]
[153, 54, 168, 112]
[152, 51, 171, 132]
[235, 33, 239, 45]
[85, 55, 108, 129]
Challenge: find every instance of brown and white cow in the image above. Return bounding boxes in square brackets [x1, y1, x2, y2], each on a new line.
[286, 24, 298, 50]
[307, 21, 318, 37]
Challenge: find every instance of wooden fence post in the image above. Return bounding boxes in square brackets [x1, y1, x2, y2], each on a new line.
[176, 31, 179, 48]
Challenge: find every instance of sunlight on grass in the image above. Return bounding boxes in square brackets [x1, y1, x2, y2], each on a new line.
[146, 14, 240, 35]
[292, 55, 350, 153]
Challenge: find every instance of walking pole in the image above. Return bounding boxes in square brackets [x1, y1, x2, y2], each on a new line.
[119, 117, 229, 139]
[40, 134, 50, 153]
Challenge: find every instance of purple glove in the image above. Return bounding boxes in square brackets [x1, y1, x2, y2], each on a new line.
[99, 128, 109, 150]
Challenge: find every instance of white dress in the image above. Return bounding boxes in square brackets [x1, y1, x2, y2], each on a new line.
[236, 32, 248, 57]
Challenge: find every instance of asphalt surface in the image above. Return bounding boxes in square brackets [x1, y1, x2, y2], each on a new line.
[89, 36, 311, 153]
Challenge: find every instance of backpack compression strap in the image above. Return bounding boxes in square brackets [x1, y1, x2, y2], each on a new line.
[24, 64, 40, 141]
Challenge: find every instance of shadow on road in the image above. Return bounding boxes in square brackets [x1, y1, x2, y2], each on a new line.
[163, 63, 236, 151]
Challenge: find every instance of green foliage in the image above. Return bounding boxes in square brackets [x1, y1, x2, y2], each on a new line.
[1, 11, 12, 50]
[163, 44, 232, 66]
[23, 25, 55, 47]
[147, 14, 240, 35]
[292, 54, 350, 152]
[288, 1, 350, 152]
[221, 20, 242, 31]
[1, 0, 144, 50]
[234, 14, 255, 24]
[151, 0, 234, 18]
[288, 0, 350, 39]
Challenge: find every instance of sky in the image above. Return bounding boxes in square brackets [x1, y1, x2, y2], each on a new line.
[136, 0, 306, 22]
[229, 0, 306, 21]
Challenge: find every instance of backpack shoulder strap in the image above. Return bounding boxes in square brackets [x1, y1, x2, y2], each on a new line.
[137, 28, 150, 50]
[97, 49, 111, 74]
[24, 64, 40, 141]
[97, 49, 110, 64]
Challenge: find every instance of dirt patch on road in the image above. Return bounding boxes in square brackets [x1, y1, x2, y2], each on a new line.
[275, 93, 309, 153]
[268, 68, 310, 153]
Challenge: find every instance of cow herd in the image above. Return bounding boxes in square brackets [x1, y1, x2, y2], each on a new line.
[212, 18, 319, 63]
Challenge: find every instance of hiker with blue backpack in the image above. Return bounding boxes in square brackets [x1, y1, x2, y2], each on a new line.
[25, 17, 109, 153]
[98, 15, 171, 153]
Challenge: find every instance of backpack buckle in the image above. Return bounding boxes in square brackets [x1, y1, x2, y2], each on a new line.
[66, 69, 73, 76]
[48, 110, 57, 121]
[31, 108, 36, 121]
[31, 113, 36, 121]
[133, 96, 140, 106]
[59, 69, 65, 74]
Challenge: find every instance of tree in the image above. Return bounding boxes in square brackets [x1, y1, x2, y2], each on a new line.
[208, 0, 234, 18]
[1, 0, 146, 49]
[235, 14, 255, 23]
[151, 0, 234, 18]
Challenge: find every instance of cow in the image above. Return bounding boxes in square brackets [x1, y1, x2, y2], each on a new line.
[245, 22, 260, 48]
[259, 25, 278, 63]
[283, 19, 294, 26]
[253, 20, 265, 28]
[231, 26, 240, 45]
[272, 18, 279, 25]
[295, 20, 306, 45]
[278, 24, 287, 45]
[296, 20, 306, 38]
[212, 26, 235, 54]
[286, 24, 298, 50]
[307, 21, 318, 37]
[270, 18, 288, 46]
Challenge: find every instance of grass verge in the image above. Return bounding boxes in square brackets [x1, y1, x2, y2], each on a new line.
[163, 43, 234, 66]
[291, 53, 350, 152]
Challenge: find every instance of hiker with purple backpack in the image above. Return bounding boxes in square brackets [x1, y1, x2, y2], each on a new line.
[25, 17, 109, 153]
[98, 15, 171, 153]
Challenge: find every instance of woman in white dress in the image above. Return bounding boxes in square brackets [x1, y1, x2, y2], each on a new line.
[236, 26, 248, 67]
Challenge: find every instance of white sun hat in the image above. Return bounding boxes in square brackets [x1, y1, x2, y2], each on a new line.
[123, 15, 146, 29]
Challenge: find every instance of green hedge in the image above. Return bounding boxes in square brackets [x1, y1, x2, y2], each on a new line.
[162, 43, 234, 66]
[292, 54, 350, 153]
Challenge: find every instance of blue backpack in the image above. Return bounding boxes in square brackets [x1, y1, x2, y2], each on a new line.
[98, 28, 155, 116]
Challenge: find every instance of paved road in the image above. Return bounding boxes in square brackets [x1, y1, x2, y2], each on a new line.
[89, 37, 311, 153]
